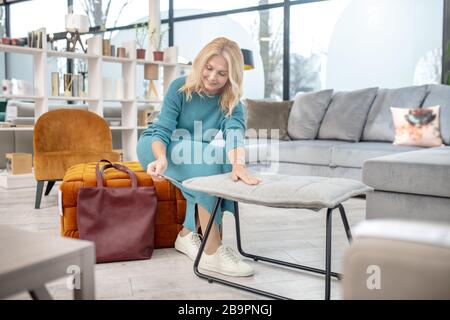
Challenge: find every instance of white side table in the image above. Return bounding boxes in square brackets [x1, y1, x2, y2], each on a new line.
[0, 225, 95, 300]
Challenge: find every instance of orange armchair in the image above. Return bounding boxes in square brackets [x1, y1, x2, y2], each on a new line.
[33, 109, 120, 208]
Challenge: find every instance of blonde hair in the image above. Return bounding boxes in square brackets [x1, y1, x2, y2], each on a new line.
[180, 37, 244, 117]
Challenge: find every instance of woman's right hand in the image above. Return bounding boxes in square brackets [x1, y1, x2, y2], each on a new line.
[147, 157, 168, 181]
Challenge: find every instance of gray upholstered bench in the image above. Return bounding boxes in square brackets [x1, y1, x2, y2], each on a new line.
[183, 172, 372, 300]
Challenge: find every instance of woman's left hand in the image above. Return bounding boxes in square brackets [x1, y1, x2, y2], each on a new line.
[230, 164, 262, 185]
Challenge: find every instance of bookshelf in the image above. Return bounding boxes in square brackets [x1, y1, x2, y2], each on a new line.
[0, 33, 190, 161]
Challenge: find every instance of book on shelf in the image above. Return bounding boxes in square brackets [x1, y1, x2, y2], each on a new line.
[28, 28, 46, 49]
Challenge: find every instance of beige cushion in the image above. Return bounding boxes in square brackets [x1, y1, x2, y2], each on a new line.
[343, 237, 450, 299]
[245, 99, 293, 141]
[391, 105, 444, 147]
[182, 172, 372, 209]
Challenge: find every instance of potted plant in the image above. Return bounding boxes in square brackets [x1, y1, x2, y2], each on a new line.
[151, 27, 169, 61]
[135, 22, 147, 59]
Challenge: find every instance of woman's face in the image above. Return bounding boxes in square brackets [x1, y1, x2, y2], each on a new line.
[202, 54, 229, 95]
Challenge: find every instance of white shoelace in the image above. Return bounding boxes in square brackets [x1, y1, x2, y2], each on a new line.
[190, 233, 202, 248]
[219, 246, 241, 264]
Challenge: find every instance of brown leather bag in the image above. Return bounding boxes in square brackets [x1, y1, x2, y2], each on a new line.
[77, 160, 157, 263]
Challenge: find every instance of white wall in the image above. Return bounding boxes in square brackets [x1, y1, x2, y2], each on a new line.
[326, 0, 443, 90]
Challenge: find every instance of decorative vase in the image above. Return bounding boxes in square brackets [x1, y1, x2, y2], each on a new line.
[51, 72, 59, 96]
[117, 47, 126, 58]
[102, 39, 111, 56]
[153, 51, 164, 61]
[136, 48, 146, 59]
[63, 74, 73, 97]
[72, 74, 81, 97]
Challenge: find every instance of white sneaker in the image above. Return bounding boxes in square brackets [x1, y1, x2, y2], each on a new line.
[199, 245, 254, 277]
[174, 231, 202, 261]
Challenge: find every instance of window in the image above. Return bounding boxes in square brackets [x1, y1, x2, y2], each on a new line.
[0, 6, 5, 38]
[289, 0, 350, 96]
[160, 0, 169, 20]
[73, 0, 150, 29]
[290, 0, 444, 95]
[174, 0, 283, 17]
[174, 7, 284, 99]
[10, 0, 66, 38]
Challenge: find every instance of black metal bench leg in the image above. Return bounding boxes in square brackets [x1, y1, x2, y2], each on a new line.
[325, 208, 333, 300]
[44, 180, 56, 196]
[35, 180, 45, 209]
[234, 201, 342, 279]
[194, 200, 350, 300]
[234, 201, 248, 258]
[193, 198, 288, 300]
[193, 198, 222, 280]
[338, 204, 352, 243]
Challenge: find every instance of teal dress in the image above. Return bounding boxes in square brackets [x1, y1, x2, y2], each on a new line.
[136, 76, 246, 231]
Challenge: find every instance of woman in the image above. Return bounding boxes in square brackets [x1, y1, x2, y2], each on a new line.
[137, 37, 260, 277]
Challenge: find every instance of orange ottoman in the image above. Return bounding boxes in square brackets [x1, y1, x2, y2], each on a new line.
[59, 161, 186, 248]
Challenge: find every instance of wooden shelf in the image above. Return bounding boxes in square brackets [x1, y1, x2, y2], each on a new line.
[48, 96, 99, 102]
[0, 44, 43, 55]
[47, 50, 99, 59]
[102, 56, 134, 64]
[136, 60, 191, 67]
[103, 99, 134, 103]
[0, 34, 183, 162]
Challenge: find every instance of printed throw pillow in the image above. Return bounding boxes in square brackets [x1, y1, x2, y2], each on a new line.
[391, 105, 444, 147]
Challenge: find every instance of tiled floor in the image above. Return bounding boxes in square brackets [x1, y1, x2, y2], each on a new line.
[0, 184, 366, 300]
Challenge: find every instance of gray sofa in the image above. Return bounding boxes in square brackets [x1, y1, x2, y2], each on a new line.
[245, 84, 450, 223]
[363, 147, 450, 223]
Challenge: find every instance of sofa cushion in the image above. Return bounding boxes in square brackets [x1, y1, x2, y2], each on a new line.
[332, 142, 422, 168]
[318, 87, 378, 142]
[287, 89, 333, 140]
[244, 138, 269, 163]
[362, 147, 450, 198]
[183, 172, 372, 209]
[362, 85, 428, 142]
[421, 84, 450, 145]
[270, 140, 349, 165]
[245, 99, 293, 140]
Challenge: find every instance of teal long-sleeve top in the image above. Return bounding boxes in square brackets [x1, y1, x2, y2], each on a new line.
[141, 76, 246, 155]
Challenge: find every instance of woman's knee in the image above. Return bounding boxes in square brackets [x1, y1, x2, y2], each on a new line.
[136, 136, 156, 168]
[167, 139, 227, 167]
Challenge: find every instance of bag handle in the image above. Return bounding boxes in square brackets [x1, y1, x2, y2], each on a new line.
[95, 160, 138, 188]
[95, 159, 113, 186]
